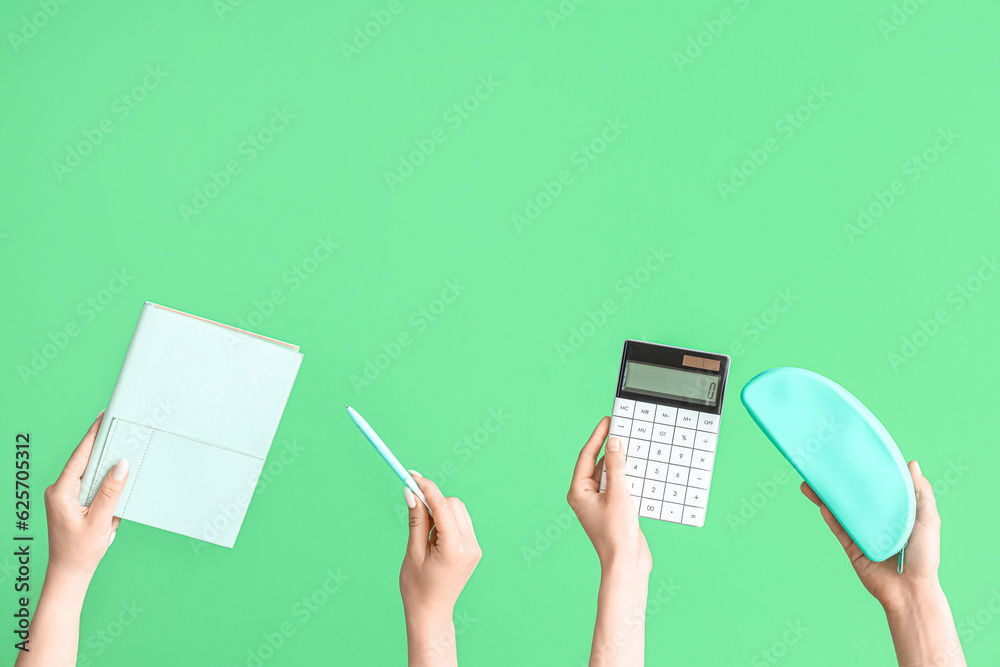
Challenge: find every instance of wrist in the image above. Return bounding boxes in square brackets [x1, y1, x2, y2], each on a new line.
[600, 554, 652, 582]
[881, 578, 946, 617]
[598, 560, 651, 610]
[403, 600, 455, 630]
[40, 565, 92, 604]
[404, 606, 457, 667]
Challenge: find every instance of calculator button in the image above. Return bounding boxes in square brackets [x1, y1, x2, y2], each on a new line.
[682, 506, 705, 527]
[684, 487, 708, 508]
[663, 483, 686, 503]
[646, 461, 668, 481]
[630, 420, 654, 440]
[694, 431, 718, 453]
[692, 450, 715, 470]
[688, 469, 712, 489]
[660, 502, 683, 523]
[654, 405, 677, 426]
[673, 428, 696, 447]
[613, 397, 636, 418]
[669, 446, 693, 466]
[639, 498, 662, 519]
[625, 457, 647, 477]
[609, 416, 632, 438]
[642, 479, 664, 500]
[630, 495, 641, 512]
[697, 411, 720, 434]
[630, 439, 649, 459]
[676, 409, 699, 429]
[634, 402, 657, 422]
[625, 476, 643, 496]
[667, 464, 690, 485]
[651, 425, 674, 444]
[648, 444, 671, 463]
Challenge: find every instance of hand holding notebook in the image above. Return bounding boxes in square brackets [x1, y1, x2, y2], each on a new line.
[79, 302, 302, 548]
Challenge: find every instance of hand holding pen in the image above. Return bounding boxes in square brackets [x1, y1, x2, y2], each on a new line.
[400, 472, 482, 667]
[345, 405, 481, 667]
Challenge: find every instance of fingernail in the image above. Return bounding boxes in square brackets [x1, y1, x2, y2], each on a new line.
[109, 531, 117, 546]
[409, 470, 422, 478]
[96, 408, 106, 420]
[607, 438, 620, 453]
[113, 459, 129, 480]
[913, 460, 921, 475]
[404, 487, 416, 509]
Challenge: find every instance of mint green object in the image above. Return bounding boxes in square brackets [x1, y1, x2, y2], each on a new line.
[741, 368, 915, 563]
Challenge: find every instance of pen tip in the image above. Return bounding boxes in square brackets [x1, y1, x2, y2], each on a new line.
[344, 403, 349, 408]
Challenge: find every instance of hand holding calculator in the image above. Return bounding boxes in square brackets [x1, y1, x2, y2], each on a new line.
[600, 340, 731, 527]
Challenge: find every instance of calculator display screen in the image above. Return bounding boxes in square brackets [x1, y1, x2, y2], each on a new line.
[623, 362, 719, 406]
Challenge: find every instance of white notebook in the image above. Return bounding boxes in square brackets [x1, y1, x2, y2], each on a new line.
[79, 302, 303, 547]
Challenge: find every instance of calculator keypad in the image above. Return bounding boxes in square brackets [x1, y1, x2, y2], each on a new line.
[603, 396, 722, 527]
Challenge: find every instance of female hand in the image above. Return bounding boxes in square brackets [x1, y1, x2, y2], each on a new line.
[15, 411, 130, 667]
[399, 472, 481, 667]
[568, 417, 652, 667]
[801, 460, 939, 612]
[802, 460, 967, 666]
[567, 416, 651, 573]
[44, 410, 129, 580]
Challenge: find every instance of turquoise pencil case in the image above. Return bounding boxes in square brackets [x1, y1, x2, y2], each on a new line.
[741, 368, 915, 563]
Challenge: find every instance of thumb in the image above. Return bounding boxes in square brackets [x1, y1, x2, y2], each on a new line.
[89, 459, 129, 524]
[602, 437, 627, 496]
[405, 485, 431, 560]
[910, 460, 940, 524]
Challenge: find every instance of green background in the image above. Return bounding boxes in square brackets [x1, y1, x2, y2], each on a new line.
[2, 0, 998, 665]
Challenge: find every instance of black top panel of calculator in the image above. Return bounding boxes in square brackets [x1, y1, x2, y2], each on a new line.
[615, 340, 730, 415]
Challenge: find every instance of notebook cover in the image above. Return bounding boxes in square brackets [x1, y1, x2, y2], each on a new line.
[78, 302, 303, 548]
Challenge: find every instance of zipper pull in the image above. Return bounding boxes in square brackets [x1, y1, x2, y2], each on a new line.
[896, 541, 907, 575]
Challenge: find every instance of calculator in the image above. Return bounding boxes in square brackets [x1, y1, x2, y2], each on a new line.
[600, 340, 731, 527]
